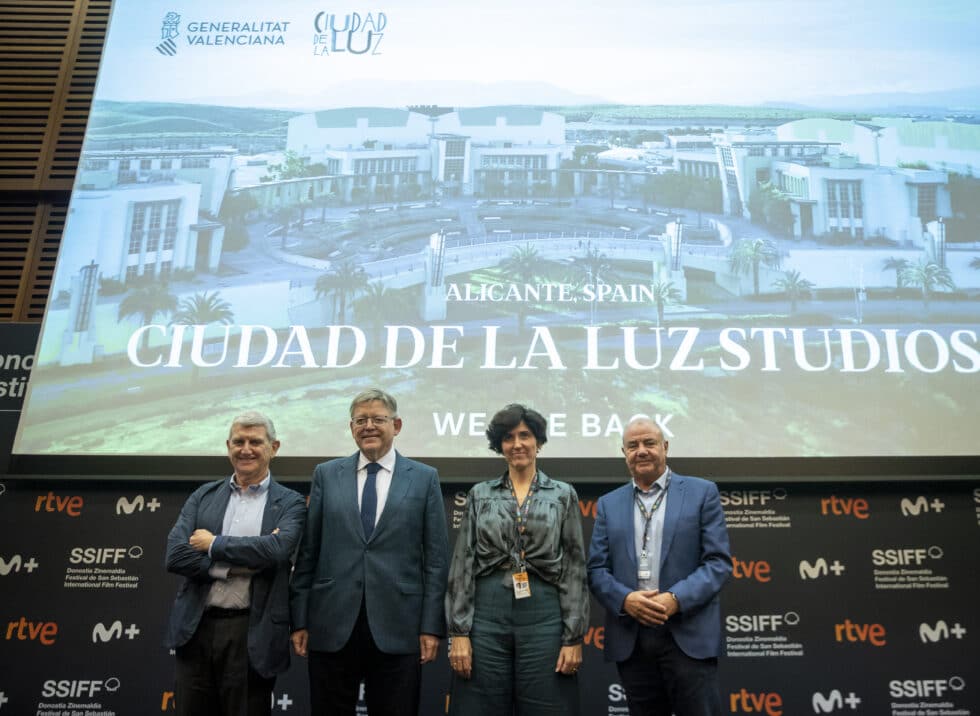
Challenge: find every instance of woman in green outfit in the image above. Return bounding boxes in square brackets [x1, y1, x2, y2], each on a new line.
[446, 403, 589, 715]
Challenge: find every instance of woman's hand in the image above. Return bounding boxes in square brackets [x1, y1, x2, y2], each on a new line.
[555, 643, 582, 675]
[449, 635, 473, 680]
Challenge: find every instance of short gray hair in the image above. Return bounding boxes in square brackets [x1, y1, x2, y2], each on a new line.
[229, 410, 277, 441]
[622, 415, 661, 444]
[349, 388, 398, 418]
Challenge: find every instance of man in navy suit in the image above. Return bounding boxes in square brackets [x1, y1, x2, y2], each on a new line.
[587, 417, 732, 716]
[164, 411, 306, 716]
[290, 388, 450, 716]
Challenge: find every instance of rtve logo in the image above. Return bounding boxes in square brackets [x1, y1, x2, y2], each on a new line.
[34, 491, 83, 516]
[42, 677, 120, 698]
[69, 545, 144, 565]
[726, 612, 799, 633]
[719, 488, 787, 507]
[729, 689, 783, 715]
[5, 617, 58, 645]
[919, 620, 967, 643]
[798, 558, 846, 580]
[888, 676, 966, 698]
[819, 495, 869, 519]
[92, 621, 141, 643]
[116, 495, 161, 515]
[871, 545, 943, 567]
[900, 496, 945, 516]
[731, 556, 771, 582]
[834, 619, 886, 646]
[812, 690, 861, 712]
[0, 554, 39, 576]
[583, 625, 604, 650]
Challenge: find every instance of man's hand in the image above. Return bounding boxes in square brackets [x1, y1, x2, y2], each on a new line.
[448, 635, 473, 680]
[419, 634, 439, 664]
[555, 643, 582, 675]
[624, 589, 671, 626]
[291, 629, 309, 657]
[189, 529, 215, 552]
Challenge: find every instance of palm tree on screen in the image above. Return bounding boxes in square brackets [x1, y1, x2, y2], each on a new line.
[353, 281, 390, 348]
[117, 282, 177, 352]
[881, 256, 910, 294]
[316, 259, 369, 323]
[500, 244, 544, 333]
[772, 270, 815, 314]
[728, 238, 781, 296]
[650, 279, 682, 326]
[900, 260, 955, 310]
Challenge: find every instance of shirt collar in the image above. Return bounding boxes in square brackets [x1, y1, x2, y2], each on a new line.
[358, 449, 396, 474]
[230, 473, 271, 494]
[632, 466, 670, 494]
[491, 469, 555, 489]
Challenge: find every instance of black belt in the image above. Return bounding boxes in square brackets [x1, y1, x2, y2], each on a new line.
[204, 606, 250, 618]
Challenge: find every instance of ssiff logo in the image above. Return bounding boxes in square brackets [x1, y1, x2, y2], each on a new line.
[42, 677, 120, 698]
[157, 12, 180, 56]
[811, 690, 861, 712]
[313, 11, 386, 56]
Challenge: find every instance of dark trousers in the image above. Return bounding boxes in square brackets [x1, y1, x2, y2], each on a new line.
[308, 602, 421, 716]
[449, 573, 580, 716]
[174, 610, 274, 716]
[616, 625, 721, 716]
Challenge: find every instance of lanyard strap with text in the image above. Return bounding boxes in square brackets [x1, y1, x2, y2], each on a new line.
[508, 472, 539, 571]
[634, 473, 671, 557]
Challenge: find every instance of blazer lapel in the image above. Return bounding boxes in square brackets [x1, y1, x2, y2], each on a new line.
[372, 451, 410, 538]
[207, 481, 233, 534]
[659, 474, 685, 569]
[620, 484, 638, 571]
[260, 480, 281, 534]
[341, 453, 368, 540]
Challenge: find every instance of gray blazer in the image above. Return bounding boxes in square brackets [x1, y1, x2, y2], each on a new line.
[290, 451, 450, 654]
[163, 478, 307, 678]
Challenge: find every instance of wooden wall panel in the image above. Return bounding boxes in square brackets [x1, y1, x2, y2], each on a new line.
[0, 0, 108, 321]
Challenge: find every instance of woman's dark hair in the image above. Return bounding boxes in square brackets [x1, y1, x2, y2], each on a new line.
[486, 403, 548, 454]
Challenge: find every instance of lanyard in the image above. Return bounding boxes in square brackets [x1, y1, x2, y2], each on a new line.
[507, 472, 539, 570]
[634, 473, 670, 557]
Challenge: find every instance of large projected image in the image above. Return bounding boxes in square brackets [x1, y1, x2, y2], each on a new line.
[14, 0, 980, 458]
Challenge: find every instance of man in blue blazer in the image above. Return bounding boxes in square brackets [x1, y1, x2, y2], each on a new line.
[164, 411, 306, 716]
[290, 388, 450, 716]
[588, 417, 732, 716]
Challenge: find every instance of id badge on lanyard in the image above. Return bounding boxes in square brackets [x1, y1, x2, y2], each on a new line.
[637, 552, 652, 581]
[512, 570, 531, 599]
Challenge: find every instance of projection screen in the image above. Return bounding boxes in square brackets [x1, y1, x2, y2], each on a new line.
[14, 0, 980, 459]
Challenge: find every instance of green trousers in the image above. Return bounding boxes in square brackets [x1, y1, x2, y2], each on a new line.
[449, 572, 581, 716]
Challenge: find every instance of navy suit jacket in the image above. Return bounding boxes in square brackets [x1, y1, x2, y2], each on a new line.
[289, 451, 450, 654]
[163, 477, 307, 678]
[587, 472, 732, 662]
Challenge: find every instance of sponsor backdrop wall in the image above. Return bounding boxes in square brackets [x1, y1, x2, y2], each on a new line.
[0, 476, 976, 716]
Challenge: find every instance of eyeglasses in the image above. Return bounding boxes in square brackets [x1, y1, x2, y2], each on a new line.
[351, 416, 392, 427]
